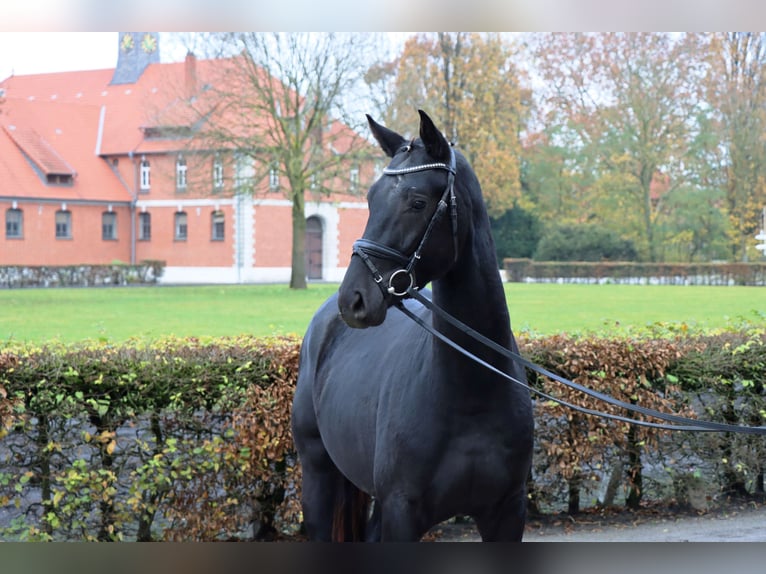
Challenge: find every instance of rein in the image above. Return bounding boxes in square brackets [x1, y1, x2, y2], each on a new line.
[397, 288, 766, 435]
[352, 149, 766, 435]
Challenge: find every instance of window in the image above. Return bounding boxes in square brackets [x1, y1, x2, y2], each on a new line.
[269, 163, 279, 191]
[138, 212, 151, 241]
[176, 155, 187, 191]
[102, 212, 117, 240]
[5, 208, 23, 238]
[213, 155, 224, 190]
[174, 211, 188, 241]
[55, 210, 72, 239]
[140, 157, 151, 191]
[211, 210, 225, 241]
[350, 166, 359, 192]
[234, 153, 253, 191]
[47, 174, 73, 185]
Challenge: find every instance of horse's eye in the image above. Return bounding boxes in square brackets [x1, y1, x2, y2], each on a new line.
[411, 199, 427, 211]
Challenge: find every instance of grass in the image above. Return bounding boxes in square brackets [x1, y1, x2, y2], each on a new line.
[0, 283, 764, 345]
[504, 283, 766, 336]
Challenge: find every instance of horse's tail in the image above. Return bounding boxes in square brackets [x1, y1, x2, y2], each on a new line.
[331, 475, 371, 542]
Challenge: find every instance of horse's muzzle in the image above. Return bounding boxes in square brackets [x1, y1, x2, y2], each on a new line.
[338, 259, 388, 329]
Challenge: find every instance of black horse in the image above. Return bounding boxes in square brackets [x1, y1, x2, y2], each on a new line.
[292, 110, 534, 541]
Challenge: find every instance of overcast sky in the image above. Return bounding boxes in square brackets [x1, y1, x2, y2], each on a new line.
[0, 33, 191, 81]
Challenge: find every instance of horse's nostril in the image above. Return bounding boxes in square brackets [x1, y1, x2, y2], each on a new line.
[351, 291, 366, 319]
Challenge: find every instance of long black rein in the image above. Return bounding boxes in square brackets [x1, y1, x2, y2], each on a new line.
[358, 147, 766, 435]
[396, 287, 766, 435]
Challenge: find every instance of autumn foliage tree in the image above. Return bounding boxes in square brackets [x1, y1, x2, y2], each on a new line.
[528, 33, 710, 262]
[704, 33, 766, 261]
[366, 32, 528, 217]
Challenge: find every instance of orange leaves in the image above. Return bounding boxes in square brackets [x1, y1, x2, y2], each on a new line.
[521, 333, 693, 489]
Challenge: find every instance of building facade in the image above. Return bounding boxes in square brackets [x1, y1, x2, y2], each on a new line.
[0, 32, 373, 284]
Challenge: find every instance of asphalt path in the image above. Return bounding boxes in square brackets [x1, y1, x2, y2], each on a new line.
[437, 504, 766, 542]
[523, 506, 766, 542]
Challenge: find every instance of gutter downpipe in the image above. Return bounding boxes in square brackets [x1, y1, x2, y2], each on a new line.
[128, 150, 137, 265]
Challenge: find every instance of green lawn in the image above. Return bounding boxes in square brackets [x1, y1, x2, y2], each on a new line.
[0, 283, 764, 345]
[504, 283, 766, 336]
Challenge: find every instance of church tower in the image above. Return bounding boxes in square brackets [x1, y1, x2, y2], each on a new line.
[110, 32, 160, 85]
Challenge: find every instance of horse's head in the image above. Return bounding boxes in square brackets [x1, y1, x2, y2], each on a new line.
[338, 110, 467, 329]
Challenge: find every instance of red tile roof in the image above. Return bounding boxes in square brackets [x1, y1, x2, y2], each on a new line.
[3, 124, 76, 176]
[0, 60, 212, 203]
[0, 97, 131, 203]
[0, 52, 370, 204]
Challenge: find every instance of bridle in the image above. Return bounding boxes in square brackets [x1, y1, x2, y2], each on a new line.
[348, 148, 766, 436]
[352, 146, 458, 298]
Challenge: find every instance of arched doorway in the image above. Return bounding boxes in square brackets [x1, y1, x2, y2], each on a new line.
[305, 216, 323, 280]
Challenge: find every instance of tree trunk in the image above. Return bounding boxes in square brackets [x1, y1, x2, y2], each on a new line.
[567, 468, 582, 515]
[290, 189, 307, 290]
[601, 458, 624, 508]
[625, 425, 643, 509]
[36, 414, 53, 538]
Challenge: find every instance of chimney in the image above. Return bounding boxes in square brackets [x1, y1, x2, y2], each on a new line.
[185, 51, 197, 99]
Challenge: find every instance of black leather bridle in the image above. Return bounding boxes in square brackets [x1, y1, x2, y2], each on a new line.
[352, 147, 458, 298]
[350, 149, 766, 435]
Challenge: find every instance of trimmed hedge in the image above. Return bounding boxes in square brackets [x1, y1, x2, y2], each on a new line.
[0, 260, 165, 288]
[0, 336, 299, 541]
[504, 258, 766, 286]
[0, 329, 764, 540]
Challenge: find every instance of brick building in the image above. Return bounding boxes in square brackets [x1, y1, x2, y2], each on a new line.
[0, 32, 374, 283]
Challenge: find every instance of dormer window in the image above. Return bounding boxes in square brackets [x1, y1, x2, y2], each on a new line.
[140, 157, 151, 191]
[46, 173, 74, 185]
[176, 155, 187, 191]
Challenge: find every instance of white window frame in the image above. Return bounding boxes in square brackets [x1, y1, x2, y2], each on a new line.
[211, 210, 225, 241]
[55, 210, 71, 239]
[213, 155, 224, 190]
[138, 212, 151, 241]
[176, 155, 188, 191]
[102, 211, 117, 240]
[140, 157, 151, 191]
[174, 211, 188, 241]
[5, 208, 23, 238]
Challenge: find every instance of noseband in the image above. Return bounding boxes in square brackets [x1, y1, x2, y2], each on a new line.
[352, 147, 458, 297]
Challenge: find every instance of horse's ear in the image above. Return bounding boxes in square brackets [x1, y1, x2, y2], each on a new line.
[418, 110, 451, 164]
[366, 114, 407, 158]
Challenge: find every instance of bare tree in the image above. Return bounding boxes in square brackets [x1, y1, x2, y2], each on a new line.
[174, 32, 381, 289]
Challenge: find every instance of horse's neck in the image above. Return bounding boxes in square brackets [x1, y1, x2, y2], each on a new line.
[431, 227, 512, 354]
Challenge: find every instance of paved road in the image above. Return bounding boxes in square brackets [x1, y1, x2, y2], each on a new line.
[524, 508, 766, 542]
[439, 505, 766, 542]
[524, 505, 766, 542]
